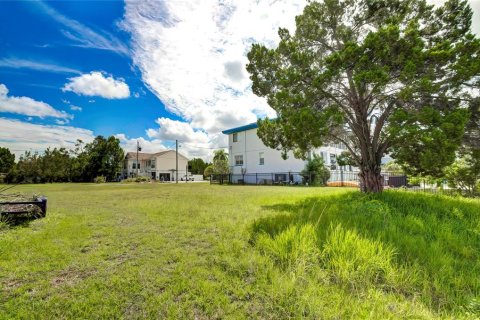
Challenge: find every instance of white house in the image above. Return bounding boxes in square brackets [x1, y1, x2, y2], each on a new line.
[123, 150, 189, 181]
[222, 122, 353, 178]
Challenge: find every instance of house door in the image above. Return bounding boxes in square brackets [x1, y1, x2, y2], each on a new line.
[151, 172, 156, 180]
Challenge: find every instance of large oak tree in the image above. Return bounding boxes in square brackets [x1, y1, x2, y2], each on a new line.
[247, 0, 480, 192]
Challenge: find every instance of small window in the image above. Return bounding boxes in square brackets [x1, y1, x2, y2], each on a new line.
[259, 152, 264, 165]
[132, 163, 136, 169]
[235, 155, 243, 166]
[233, 133, 238, 142]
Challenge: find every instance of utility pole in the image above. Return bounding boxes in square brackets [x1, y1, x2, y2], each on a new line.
[185, 164, 188, 183]
[175, 139, 178, 184]
[136, 140, 141, 177]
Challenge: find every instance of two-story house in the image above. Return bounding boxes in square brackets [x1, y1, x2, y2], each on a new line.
[123, 150, 189, 181]
[222, 122, 352, 177]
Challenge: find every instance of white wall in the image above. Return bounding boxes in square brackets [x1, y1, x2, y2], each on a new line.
[227, 128, 352, 174]
[155, 150, 189, 180]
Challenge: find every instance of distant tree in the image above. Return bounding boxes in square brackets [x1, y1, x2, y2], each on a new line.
[83, 136, 124, 181]
[41, 148, 72, 182]
[16, 151, 42, 183]
[247, 0, 479, 192]
[337, 151, 356, 168]
[445, 155, 480, 195]
[301, 154, 330, 186]
[69, 139, 88, 182]
[188, 158, 208, 175]
[204, 165, 214, 177]
[0, 147, 15, 173]
[382, 160, 404, 174]
[212, 150, 230, 174]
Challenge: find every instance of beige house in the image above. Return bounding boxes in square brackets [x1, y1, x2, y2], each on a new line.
[123, 150, 189, 181]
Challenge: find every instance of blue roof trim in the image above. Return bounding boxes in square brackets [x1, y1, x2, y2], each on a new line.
[222, 122, 258, 134]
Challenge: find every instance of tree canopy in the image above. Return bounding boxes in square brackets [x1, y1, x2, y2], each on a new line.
[5, 136, 124, 183]
[0, 147, 15, 173]
[247, 0, 480, 192]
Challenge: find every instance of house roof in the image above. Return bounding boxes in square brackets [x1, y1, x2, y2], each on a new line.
[125, 152, 155, 161]
[125, 150, 189, 161]
[222, 122, 258, 135]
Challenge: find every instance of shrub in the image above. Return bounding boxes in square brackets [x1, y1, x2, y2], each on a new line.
[301, 154, 330, 186]
[122, 176, 151, 183]
[93, 176, 106, 183]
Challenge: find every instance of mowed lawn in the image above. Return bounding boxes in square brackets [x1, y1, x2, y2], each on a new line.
[1, 183, 479, 319]
[0, 183, 348, 319]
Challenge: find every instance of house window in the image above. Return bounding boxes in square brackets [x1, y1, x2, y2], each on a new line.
[233, 133, 238, 142]
[259, 152, 264, 165]
[235, 155, 243, 166]
[132, 163, 136, 169]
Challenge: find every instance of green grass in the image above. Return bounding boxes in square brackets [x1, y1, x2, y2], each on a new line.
[0, 183, 479, 319]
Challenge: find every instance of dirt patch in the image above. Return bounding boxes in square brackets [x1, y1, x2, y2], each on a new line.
[51, 267, 96, 287]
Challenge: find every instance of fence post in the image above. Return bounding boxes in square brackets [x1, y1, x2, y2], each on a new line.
[341, 168, 344, 187]
[256, 173, 258, 185]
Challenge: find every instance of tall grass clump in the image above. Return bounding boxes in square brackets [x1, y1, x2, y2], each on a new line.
[251, 190, 480, 318]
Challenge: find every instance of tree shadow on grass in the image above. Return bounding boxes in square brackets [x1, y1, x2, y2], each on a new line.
[251, 190, 480, 312]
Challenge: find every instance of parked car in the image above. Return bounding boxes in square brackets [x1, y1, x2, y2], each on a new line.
[180, 175, 194, 181]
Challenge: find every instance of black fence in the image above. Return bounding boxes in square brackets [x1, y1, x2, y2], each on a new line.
[210, 170, 407, 188]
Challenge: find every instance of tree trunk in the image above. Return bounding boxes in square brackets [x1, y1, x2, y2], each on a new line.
[359, 166, 384, 193]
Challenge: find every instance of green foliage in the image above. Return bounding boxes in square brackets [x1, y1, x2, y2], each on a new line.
[247, 0, 480, 192]
[212, 149, 229, 175]
[382, 160, 404, 174]
[445, 153, 480, 196]
[203, 165, 214, 177]
[82, 136, 124, 182]
[388, 107, 469, 177]
[0, 147, 15, 173]
[93, 176, 106, 183]
[336, 151, 356, 167]
[301, 154, 330, 185]
[3, 136, 124, 183]
[122, 176, 151, 183]
[188, 158, 209, 175]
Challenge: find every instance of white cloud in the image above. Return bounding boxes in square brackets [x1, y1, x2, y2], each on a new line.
[122, 0, 479, 153]
[36, 1, 129, 56]
[62, 71, 130, 99]
[146, 117, 210, 144]
[0, 118, 94, 159]
[0, 83, 72, 119]
[121, 0, 301, 139]
[0, 58, 81, 74]
[70, 105, 82, 111]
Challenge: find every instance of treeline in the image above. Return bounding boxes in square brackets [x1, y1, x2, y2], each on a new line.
[1, 136, 124, 183]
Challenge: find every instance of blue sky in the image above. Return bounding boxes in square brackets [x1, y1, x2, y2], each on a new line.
[0, 1, 176, 143]
[0, 0, 479, 159]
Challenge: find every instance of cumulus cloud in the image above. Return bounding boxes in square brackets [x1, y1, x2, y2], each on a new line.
[0, 83, 72, 119]
[121, 0, 305, 139]
[62, 71, 130, 99]
[0, 117, 94, 158]
[70, 105, 82, 111]
[146, 117, 210, 144]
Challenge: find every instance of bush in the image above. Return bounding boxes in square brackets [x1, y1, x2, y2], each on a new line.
[301, 154, 330, 186]
[122, 176, 151, 183]
[93, 176, 106, 183]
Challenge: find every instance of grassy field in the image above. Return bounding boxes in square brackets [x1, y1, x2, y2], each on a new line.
[0, 183, 479, 319]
